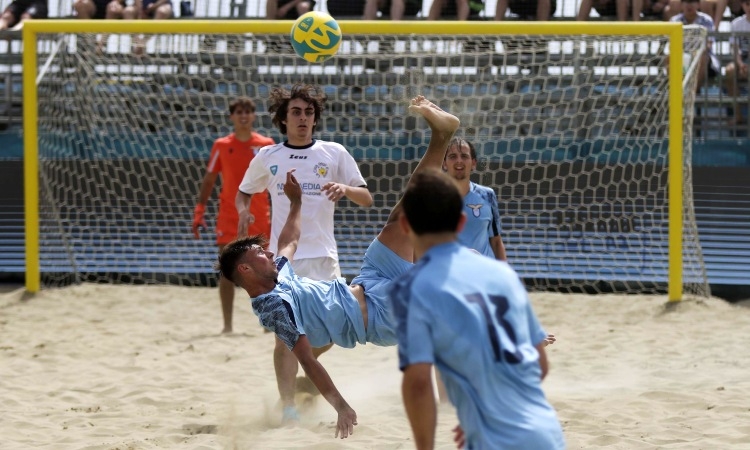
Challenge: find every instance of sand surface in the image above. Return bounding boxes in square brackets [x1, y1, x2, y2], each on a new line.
[1, 284, 749, 449]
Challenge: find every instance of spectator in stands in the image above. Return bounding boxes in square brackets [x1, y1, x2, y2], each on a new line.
[123, 0, 173, 55]
[727, 0, 744, 20]
[576, 0, 642, 20]
[0, 0, 47, 31]
[192, 97, 275, 335]
[428, 0, 485, 20]
[724, 0, 750, 123]
[666, 0, 727, 29]
[266, 0, 314, 19]
[362, 0, 423, 18]
[495, 0, 555, 20]
[73, 0, 125, 21]
[443, 138, 507, 261]
[73, 0, 127, 54]
[642, 0, 670, 19]
[234, 83, 373, 425]
[326, 0, 422, 19]
[670, 0, 720, 91]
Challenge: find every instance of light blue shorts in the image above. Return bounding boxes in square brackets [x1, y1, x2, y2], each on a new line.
[351, 239, 413, 346]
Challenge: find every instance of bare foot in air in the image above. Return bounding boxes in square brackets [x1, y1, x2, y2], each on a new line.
[408, 95, 460, 136]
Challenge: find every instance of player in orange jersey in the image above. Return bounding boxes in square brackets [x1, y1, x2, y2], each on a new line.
[193, 97, 275, 334]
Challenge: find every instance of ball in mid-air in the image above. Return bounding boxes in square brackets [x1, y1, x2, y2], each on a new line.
[290, 11, 342, 63]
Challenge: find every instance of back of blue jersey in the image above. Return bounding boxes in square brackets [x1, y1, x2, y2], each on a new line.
[391, 242, 565, 450]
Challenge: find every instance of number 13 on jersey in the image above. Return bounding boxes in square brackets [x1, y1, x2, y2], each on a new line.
[465, 293, 524, 364]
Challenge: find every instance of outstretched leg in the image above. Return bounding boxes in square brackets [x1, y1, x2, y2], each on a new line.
[378, 96, 459, 261]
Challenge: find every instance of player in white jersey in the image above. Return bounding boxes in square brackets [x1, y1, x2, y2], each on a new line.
[235, 84, 373, 424]
[240, 139, 367, 261]
[218, 96, 460, 439]
[390, 169, 565, 450]
[443, 137, 507, 260]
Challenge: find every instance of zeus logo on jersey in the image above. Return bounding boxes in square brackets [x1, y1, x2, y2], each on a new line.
[289, 155, 307, 159]
[467, 204, 483, 217]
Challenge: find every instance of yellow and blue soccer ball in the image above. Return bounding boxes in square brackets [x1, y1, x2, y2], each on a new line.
[290, 11, 342, 63]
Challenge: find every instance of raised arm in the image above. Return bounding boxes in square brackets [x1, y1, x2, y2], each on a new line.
[234, 190, 255, 238]
[292, 335, 358, 438]
[276, 170, 302, 261]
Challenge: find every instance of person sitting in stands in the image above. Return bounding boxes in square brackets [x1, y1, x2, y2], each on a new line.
[428, 0, 485, 20]
[122, 0, 173, 55]
[577, 0, 642, 20]
[326, 0, 423, 20]
[0, 0, 47, 31]
[266, 0, 314, 19]
[495, 0, 556, 20]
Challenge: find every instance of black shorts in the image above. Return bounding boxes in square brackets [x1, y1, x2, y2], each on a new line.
[442, 0, 485, 18]
[593, 0, 618, 17]
[508, 0, 557, 18]
[380, 0, 422, 16]
[93, 0, 124, 19]
[707, 60, 719, 78]
[278, 0, 317, 19]
[327, 0, 422, 17]
[325, 0, 362, 16]
[142, 0, 172, 18]
[5, 0, 48, 26]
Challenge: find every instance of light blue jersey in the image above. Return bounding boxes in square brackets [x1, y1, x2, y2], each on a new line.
[390, 242, 565, 450]
[459, 182, 502, 258]
[252, 239, 412, 350]
[251, 257, 366, 350]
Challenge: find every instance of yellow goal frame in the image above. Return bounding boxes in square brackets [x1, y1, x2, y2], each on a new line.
[22, 20, 684, 299]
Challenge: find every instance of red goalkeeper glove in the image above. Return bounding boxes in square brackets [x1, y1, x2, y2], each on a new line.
[192, 204, 207, 239]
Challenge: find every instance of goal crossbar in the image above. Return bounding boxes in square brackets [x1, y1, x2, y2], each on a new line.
[22, 20, 686, 299]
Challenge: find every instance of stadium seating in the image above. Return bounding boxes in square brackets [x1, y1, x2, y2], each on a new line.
[1, 13, 749, 291]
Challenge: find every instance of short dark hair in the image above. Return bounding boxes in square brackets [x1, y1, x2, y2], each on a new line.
[215, 235, 269, 284]
[229, 97, 256, 114]
[268, 83, 326, 135]
[401, 169, 463, 235]
[444, 137, 477, 161]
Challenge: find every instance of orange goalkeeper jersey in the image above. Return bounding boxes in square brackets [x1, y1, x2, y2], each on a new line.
[207, 132, 275, 241]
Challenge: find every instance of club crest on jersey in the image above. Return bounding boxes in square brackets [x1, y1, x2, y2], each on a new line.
[314, 162, 329, 178]
[467, 204, 483, 217]
[270, 165, 278, 175]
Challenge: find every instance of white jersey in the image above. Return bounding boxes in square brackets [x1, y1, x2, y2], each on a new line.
[730, 15, 750, 60]
[239, 139, 367, 260]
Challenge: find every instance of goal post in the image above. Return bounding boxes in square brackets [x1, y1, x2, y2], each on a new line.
[22, 20, 707, 300]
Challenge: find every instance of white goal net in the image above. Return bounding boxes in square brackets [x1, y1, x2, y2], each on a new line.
[30, 23, 709, 298]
